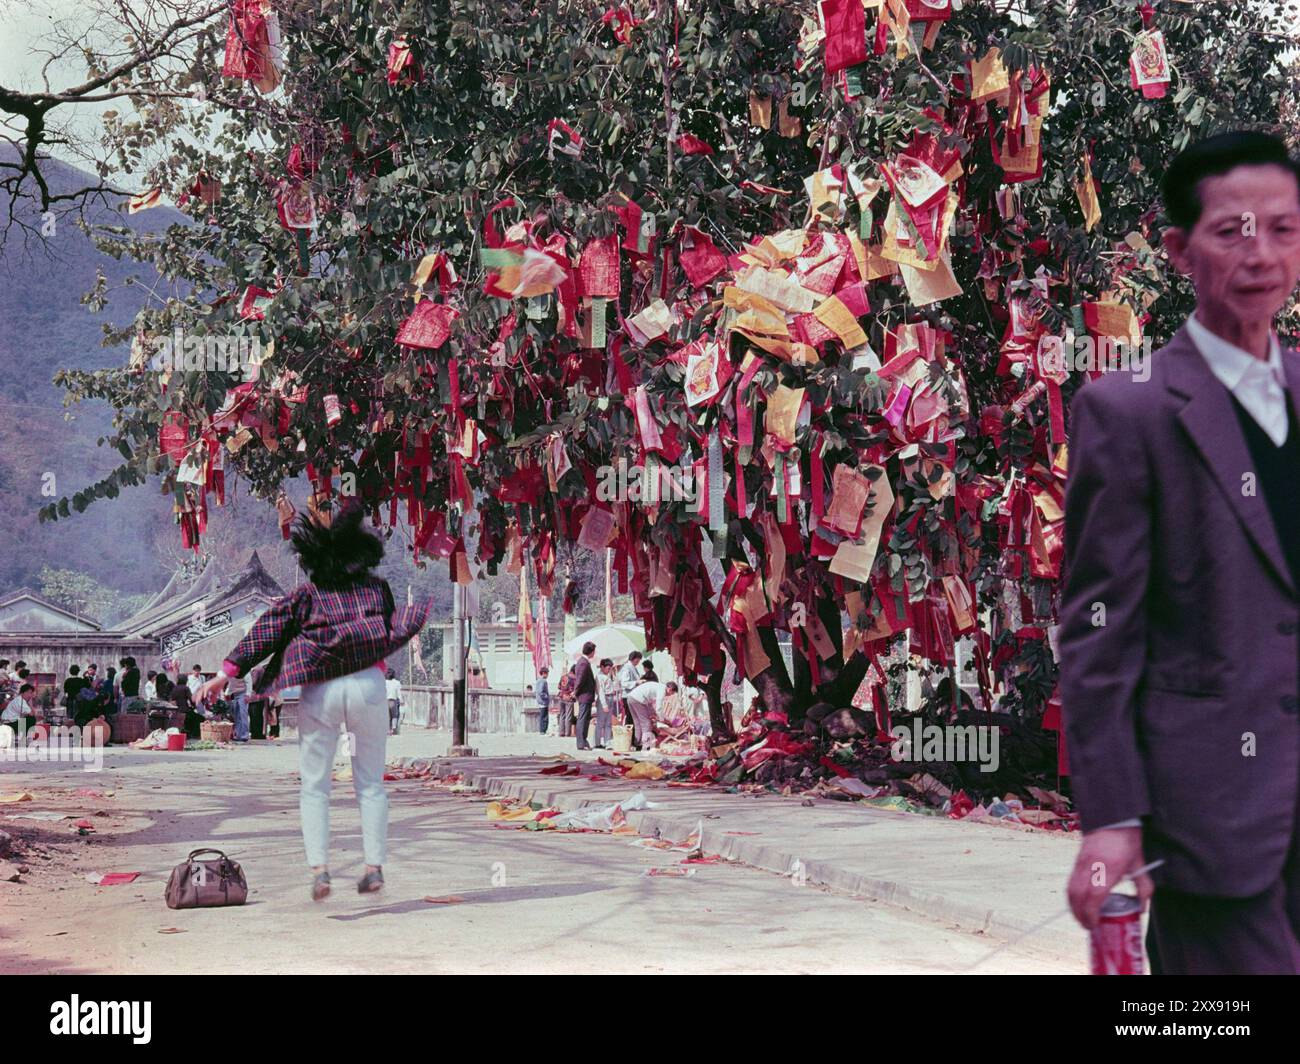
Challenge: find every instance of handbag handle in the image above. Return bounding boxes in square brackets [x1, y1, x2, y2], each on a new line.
[187, 848, 230, 862]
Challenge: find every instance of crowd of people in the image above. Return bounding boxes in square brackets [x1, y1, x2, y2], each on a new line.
[534, 645, 711, 752]
[0, 655, 283, 744]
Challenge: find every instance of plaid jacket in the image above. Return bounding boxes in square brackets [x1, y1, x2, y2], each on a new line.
[223, 577, 430, 695]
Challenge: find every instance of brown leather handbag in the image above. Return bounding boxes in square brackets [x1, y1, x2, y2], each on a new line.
[165, 848, 249, 909]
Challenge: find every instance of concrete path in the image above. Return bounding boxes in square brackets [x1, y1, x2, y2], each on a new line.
[421, 733, 1088, 964]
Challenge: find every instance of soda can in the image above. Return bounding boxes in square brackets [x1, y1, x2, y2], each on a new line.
[323, 393, 342, 427]
[1090, 891, 1146, 975]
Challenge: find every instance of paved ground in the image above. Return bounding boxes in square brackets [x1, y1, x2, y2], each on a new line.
[0, 730, 1084, 973]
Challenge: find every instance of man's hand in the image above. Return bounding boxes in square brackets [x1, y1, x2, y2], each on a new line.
[195, 676, 228, 707]
[1067, 826, 1152, 929]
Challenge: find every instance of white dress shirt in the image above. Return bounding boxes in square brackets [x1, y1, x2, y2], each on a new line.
[618, 661, 642, 695]
[1096, 312, 1290, 834]
[2, 695, 28, 723]
[1186, 310, 1290, 446]
[626, 681, 665, 715]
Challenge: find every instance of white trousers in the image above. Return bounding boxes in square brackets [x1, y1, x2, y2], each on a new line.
[297, 667, 389, 869]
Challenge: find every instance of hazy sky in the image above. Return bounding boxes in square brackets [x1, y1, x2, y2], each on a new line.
[1, 0, 132, 157]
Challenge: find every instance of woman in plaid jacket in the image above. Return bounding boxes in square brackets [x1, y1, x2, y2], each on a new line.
[198, 502, 430, 901]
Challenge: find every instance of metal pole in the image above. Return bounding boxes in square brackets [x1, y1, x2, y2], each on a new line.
[605, 548, 613, 624]
[452, 583, 467, 749]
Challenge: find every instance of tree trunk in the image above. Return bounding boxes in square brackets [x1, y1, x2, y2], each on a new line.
[703, 667, 733, 740]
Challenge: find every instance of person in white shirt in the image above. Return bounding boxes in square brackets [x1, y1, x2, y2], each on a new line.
[1, 689, 24, 723]
[684, 684, 707, 717]
[385, 669, 402, 735]
[0, 685, 19, 748]
[624, 680, 665, 751]
[594, 658, 620, 748]
[2, 684, 38, 740]
[186, 664, 204, 698]
[144, 671, 158, 701]
[616, 652, 642, 724]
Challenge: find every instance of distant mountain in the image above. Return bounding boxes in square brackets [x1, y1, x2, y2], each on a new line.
[0, 148, 239, 597]
[0, 151, 485, 630]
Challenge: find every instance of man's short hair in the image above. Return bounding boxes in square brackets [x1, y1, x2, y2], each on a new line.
[628, 651, 642, 663]
[68, 664, 80, 675]
[19, 684, 34, 694]
[539, 667, 549, 675]
[582, 641, 597, 656]
[1162, 130, 1300, 229]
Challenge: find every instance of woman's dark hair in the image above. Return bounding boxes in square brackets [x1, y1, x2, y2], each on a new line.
[598, 657, 613, 668]
[1161, 130, 1300, 229]
[68, 664, 79, 676]
[291, 501, 384, 590]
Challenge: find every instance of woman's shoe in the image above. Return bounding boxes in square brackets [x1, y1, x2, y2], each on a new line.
[311, 870, 331, 901]
[357, 868, 384, 894]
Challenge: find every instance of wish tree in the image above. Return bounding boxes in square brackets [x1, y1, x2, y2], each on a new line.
[45, 0, 1300, 764]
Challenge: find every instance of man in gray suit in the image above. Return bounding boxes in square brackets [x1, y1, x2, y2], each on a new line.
[1061, 131, 1300, 974]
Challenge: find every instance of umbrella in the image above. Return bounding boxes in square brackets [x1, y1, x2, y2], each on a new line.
[564, 623, 646, 663]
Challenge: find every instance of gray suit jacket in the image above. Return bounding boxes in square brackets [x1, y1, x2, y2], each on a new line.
[1059, 321, 1300, 897]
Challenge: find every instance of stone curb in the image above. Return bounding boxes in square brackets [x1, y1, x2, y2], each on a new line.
[440, 760, 1075, 963]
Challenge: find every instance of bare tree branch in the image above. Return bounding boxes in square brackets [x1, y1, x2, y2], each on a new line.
[0, 0, 226, 220]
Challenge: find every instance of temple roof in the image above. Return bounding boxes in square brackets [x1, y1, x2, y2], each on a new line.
[0, 587, 103, 631]
[118, 550, 284, 638]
